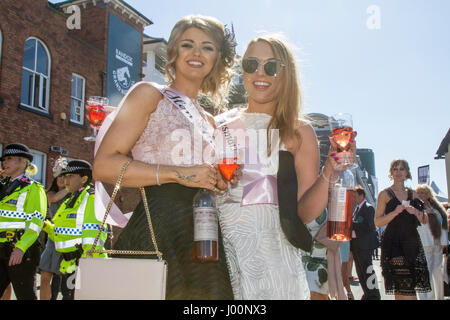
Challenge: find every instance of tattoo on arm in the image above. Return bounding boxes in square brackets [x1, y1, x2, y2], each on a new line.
[174, 170, 200, 183]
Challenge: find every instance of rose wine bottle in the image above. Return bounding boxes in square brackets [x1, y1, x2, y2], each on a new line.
[327, 169, 355, 241]
[192, 189, 219, 262]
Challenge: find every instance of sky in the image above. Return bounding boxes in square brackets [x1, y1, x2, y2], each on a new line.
[54, 0, 450, 197]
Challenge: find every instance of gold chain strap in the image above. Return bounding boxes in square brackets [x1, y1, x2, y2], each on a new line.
[86, 160, 163, 260]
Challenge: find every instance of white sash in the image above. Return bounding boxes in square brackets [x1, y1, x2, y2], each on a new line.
[94, 82, 215, 227]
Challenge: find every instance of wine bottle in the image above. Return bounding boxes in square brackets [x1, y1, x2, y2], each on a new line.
[192, 188, 219, 262]
[327, 169, 355, 241]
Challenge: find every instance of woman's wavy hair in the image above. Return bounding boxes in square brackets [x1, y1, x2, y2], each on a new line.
[388, 159, 412, 180]
[165, 15, 236, 108]
[416, 184, 449, 239]
[243, 34, 304, 155]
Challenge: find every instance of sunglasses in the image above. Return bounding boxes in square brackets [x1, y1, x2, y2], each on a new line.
[242, 58, 285, 77]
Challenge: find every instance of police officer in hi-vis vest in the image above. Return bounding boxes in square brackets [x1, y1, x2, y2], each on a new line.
[0, 143, 47, 300]
[43, 160, 107, 300]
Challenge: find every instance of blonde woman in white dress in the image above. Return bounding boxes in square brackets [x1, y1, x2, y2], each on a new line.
[215, 34, 356, 300]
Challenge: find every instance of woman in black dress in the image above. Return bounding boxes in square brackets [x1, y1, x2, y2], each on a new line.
[93, 15, 236, 299]
[375, 159, 431, 299]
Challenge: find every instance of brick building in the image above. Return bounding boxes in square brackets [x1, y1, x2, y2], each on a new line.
[0, 0, 152, 212]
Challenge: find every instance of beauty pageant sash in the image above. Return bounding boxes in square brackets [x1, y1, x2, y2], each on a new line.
[215, 109, 278, 206]
[94, 83, 216, 227]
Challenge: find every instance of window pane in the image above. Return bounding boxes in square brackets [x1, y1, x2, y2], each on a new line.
[71, 74, 77, 97]
[42, 77, 47, 109]
[36, 42, 48, 75]
[70, 98, 83, 123]
[29, 150, 46, 185]
[21, 69, 34, 105]
[23, 39, 36, 70]
[33, 74, 41, 108]
[76, 77, 83, 99]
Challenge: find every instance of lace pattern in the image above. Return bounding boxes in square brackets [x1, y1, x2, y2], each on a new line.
[131, 97, 213, 166]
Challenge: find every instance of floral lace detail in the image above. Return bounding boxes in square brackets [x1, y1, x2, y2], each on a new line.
[132, 98, 213, 166]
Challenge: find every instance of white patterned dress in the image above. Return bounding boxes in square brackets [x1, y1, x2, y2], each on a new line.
[216, 112, 309, 300]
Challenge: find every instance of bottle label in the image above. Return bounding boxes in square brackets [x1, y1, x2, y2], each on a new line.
[328, 186, 347, 222]
[193, 207, 218, 242]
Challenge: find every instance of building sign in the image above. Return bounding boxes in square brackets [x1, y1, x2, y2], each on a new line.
[418, 165, 430, 185]
[107, 13, 141, 107]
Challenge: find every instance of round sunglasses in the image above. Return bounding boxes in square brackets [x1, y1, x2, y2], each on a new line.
[242, 58, 285, 77]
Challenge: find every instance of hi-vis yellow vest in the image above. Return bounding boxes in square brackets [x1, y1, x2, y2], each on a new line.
[44, 185, 107, 256]
[0, 179, 47, 253]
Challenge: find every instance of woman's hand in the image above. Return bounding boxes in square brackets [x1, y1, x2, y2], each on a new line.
[214, 164, 243, 191]
[405, 205, 419, 216]
[173, 164, 218, 191]
[8, 248, 24, 266]
[322, 132, 357, 180]
[393, 204, 405, 216]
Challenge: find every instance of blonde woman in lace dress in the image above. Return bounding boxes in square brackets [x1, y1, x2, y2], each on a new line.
[215, 34, 356, 300]
[93, 15, 236, 300]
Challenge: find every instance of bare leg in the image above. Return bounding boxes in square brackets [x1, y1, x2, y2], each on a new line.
[310, 291, 329, 300]
[39, 271, 54, 300]
[1, 284, 12, 300]
[395, 294, 417, 300]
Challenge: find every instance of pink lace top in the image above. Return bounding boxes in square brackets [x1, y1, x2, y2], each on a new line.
[131, 97, 214, 166]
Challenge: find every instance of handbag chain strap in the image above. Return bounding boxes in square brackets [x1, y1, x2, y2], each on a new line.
[86, 159, 163, 260]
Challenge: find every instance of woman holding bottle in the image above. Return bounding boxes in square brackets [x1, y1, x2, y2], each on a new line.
[214, 34, 355, 299]
[93, 15, 237, 299]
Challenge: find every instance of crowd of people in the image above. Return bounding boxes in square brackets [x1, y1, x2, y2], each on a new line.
[0, 14, 448, 300]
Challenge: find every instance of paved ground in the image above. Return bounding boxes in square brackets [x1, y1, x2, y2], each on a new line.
[8, 257, 448, 300]
[348, 257, 394, 300]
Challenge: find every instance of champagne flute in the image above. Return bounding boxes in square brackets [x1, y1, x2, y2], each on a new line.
[84, 96, 109, 142]
[329, 113, 357, 170]
[217, 156, 239, 199]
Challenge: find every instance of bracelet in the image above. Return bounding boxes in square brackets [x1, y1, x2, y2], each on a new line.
[320, 167, 339, 184]
[156, 164, 161, 186]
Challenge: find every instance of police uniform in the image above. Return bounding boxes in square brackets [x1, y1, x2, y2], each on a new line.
[0, 143, 47, 300]
[43, 160, 107, 300]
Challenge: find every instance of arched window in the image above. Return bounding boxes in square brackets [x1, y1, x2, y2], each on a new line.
[20, 37, 51, 112]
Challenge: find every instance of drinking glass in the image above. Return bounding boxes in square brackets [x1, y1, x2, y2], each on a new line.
[84, 96, 109, 142]
[329, 113, 357, 170]
[217, 156, 238, 199]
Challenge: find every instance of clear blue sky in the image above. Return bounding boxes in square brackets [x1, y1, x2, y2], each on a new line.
[54, 0, 450, 197]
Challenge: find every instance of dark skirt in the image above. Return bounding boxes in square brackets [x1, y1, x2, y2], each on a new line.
[380, 212, 431, 296]
[115, 184, 234, 300]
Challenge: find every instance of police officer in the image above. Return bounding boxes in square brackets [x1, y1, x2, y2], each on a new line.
[43, 159, 107, 300]
[0, 143, 47, 300]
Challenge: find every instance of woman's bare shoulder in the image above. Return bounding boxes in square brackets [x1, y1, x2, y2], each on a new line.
[119, 82, 164, 116]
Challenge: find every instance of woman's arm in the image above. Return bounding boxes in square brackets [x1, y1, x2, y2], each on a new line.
[374, 190, 403, 227]
[293, 122, 348, 224]
[93, 82, 217, 190]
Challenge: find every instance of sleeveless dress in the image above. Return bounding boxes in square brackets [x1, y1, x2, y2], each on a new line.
[380, 188, 431, 296]
[114, 97, 233, 300]
[216, 112, 309, 300]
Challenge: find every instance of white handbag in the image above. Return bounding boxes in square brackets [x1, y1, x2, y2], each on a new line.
[74, 160, 167, 300]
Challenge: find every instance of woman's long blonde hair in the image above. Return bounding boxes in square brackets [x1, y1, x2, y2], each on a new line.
[244, 34, 303, 154]
[165, 15, 235, 107]
[416, 184, 449, 233]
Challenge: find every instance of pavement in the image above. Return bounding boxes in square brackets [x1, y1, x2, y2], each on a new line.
[7, 257, 448, 300]
[348, 256, 394, 300]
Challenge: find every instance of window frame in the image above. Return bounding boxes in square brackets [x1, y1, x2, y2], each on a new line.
[20, 37, 51, 114]
[29, 149, 47, 186]
[70, 73, 86, 125]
